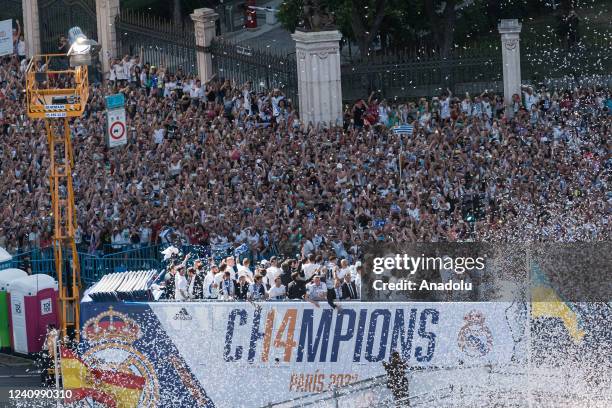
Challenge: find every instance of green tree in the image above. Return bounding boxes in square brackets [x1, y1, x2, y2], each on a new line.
[121, 0, 217, 23]
[278, 0, 487, 57]
[278, 0, 390, 56]
[278, 0, 304, 32]
[348, 0, 388, 56]
[424, 0, 458, 58]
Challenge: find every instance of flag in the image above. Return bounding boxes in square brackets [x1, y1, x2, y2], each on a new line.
[61, 348, 146, 408]
[161, 245, 179, 261]
[392, 124, 413, 135]
[531, 263, 584, 343]
[234, 243, 249, 257]
[373, 219, 386, 229]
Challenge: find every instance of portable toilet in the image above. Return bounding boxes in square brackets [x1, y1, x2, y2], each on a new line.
[0, 268, 28, 352]
[8, 274, 58, 354]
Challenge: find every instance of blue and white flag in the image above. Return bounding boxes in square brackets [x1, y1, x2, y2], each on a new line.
[392, 124, 414, 135]
[374, 219, 386, 228]
[234, 243, 249, 258]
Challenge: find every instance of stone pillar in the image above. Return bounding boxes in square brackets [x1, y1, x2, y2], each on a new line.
[498, 19, 522, 109]
[292, 30, 342, 126]
[191, 8, 218, 82]
[22, 0, 41, 57]
[96, 0, 120, 76]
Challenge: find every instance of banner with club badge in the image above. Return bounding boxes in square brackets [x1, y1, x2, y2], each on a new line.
[77, 301, 522, 407]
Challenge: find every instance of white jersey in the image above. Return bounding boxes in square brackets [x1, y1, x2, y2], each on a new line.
[440, 97, 451, 119]
[301, 263, 319, 280]
[461, 100, 472, 116]
[271, 96, 284, 117]
[243, 89, 252, 114]
[174, 273, 189, 301]
[109, 63, 121, 81]
[115, 62, 127, 81]
[237, 265, 254, 282]
[268, 285, 286, 300]
[203, 272, 223, 298]
[265, 266, 283, 287]
[524, 92, 538, 110]
[336, 267, 351, 280]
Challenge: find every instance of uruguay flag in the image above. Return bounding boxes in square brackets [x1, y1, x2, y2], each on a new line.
[392, 124, 414, 135]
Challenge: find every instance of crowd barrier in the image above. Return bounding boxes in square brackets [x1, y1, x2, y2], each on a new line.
[1, 247, 162, 285]
[1, 242, 281, 286]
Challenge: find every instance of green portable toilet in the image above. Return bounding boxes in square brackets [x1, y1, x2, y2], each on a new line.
[0, 268, 28, 352]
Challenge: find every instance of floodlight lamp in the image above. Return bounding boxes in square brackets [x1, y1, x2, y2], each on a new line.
[67, 26, 101, 67]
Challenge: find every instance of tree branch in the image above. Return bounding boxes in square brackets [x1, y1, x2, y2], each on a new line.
[351, 0, 388, 55]
[365, 0, 387, 46]
[350, 0, 368, 39]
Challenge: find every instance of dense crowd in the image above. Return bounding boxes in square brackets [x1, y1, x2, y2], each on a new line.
[0, 51, 610, 262]
[156, 252, 361, 304]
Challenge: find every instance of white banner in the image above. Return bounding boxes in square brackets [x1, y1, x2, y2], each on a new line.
[107, 107, 127, 147]
[0, 20, 12, 57]
[147, 301, 523, 408]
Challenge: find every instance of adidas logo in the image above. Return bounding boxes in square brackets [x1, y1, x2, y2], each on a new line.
[173, 308, 193, 321]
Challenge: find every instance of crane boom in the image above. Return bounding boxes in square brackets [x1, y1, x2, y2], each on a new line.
[25, 54, 89, 341]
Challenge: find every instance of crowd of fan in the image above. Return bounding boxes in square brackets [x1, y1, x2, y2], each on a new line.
[0, 51, 610, 261]
[157, 253, 361, 304]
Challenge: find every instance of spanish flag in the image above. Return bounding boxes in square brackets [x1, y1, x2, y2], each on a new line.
[60, 348, 145, 408]
[531, 263, 584, 343]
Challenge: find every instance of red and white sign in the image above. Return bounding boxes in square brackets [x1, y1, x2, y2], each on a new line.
[107, 107, 127, 148]
[109, 121, 125, 139]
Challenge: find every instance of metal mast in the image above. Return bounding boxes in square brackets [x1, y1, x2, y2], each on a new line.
[25, 54, 89, 340]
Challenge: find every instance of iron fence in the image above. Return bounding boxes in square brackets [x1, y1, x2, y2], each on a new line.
[342, 56, 503, 102]
[521, 36, 612, 83]
[342, 42, 505, 101]
[115, 9, 197, 74]
[8, 1, 611, 103]
[1, 241, 282, 286]
[38, 0, 98, 54]
[210, 37, 298, 106]
[341, 37, 612, 101]
[1, 247, 161, 286]
[113, 10, 299, 102]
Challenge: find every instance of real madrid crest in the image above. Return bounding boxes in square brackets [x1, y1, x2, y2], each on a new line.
[457, 310, 494, 357]
[81, 307, 160, 407]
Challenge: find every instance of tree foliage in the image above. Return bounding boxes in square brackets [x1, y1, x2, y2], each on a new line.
[278, 0, 305, 33]
[122, 0, 560, 56]
[277, 0, 552, 56]
[120, 0, 217, 20]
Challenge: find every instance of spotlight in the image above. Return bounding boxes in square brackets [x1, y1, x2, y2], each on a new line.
[66, 26, 101, 67]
